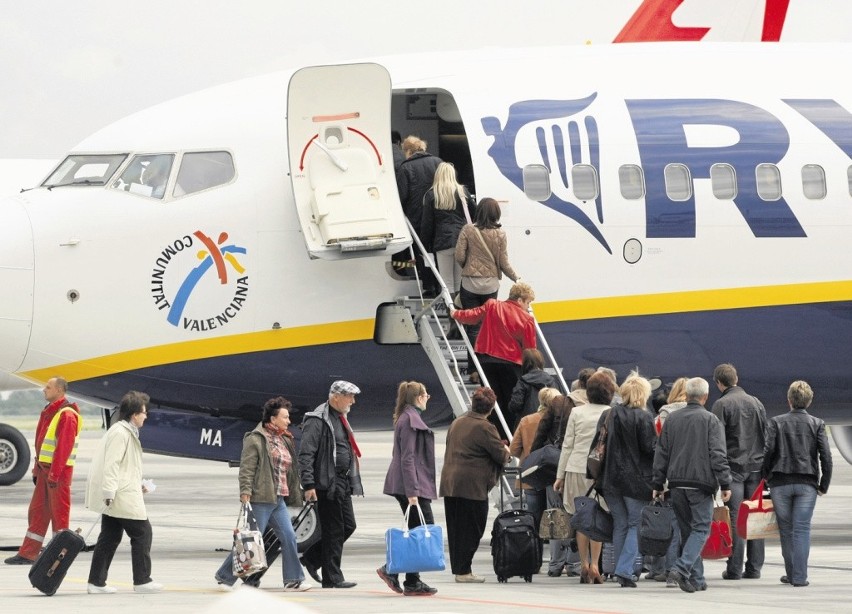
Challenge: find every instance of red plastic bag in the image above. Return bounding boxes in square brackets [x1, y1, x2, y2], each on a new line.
[701, 502, 732, 560]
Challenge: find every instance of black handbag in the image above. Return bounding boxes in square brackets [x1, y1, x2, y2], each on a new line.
[519, 443, 561, 490]
[586, 409, 611, 480]
[638, 498, 675, 557]
[570, 484, 613, 542]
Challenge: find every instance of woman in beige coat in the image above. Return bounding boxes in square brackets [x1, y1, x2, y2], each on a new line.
[86, 391, 162, 594]
[553, 372, 616, 584]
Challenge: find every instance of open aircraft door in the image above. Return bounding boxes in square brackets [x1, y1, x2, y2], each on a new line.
[287, 63, 411, 260]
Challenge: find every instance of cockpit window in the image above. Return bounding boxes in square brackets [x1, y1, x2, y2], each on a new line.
[111, 154, 174, 199]
[174, 151, 235, 197]
[42, 154, 128, 187]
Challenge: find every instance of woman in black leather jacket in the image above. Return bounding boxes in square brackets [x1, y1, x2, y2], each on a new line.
[762, 380, 832, 587]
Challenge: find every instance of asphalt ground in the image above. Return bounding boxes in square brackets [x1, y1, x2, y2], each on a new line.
[1, 428, 850, 614]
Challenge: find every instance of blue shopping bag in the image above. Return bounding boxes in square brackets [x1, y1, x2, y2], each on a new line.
[385, 505, 446, 574]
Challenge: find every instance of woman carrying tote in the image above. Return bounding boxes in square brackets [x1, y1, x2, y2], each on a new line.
[376, 381, 439, 596]
[214, 397, 308, 591]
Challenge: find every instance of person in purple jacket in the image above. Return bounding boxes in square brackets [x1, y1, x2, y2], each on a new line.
[376, 381, 439, 597]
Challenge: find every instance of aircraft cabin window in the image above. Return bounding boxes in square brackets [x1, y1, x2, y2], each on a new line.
[664, 163, 692, 201]
[174, 151, 236, 197]
[618, 164, 645, 200]
[572, 164, 599, 201]
[848, 165, 852, 197]
[522, 164, 551, 201]
[42, 154, 128, 188]
[710, 164, 737, 199]
[756, 163, 782, 201]
[802, 164, 826, 200]
[111, 154, 175, 199]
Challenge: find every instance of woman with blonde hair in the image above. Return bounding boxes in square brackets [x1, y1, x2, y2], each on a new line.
[421, 162, 476, 295]
[656, 377, 688, 434]
[596, 373, 656, 588]
[377, 381, 438, 596]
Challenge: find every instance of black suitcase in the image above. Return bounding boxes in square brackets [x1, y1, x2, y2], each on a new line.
[491, 467, 542, 583]
[29, 528, 87, 596]
[241, 502, 319, 587]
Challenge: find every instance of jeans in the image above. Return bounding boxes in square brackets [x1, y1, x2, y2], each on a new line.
[771, 482, 818, 586]
[726, 471, 765, 576]
[522, 488, 546, 531]
[436, 248, 462, 293]
[88, 515, 153, 586]
[670, 488, 713, 584]
[216, 497, 304, 586]
[605, 493, 646, 580]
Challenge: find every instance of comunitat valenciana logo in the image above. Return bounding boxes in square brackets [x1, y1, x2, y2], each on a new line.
[150, 230, 248, 331]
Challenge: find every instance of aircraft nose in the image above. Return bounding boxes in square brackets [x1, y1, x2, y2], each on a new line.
[0, 196, 34, 373]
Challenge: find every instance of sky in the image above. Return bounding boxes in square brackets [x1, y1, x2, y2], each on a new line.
[0, 1, 849, 160]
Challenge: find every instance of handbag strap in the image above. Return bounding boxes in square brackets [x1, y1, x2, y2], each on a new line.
[403, 504, 430, 535]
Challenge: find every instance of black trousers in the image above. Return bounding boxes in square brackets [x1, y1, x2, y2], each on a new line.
[389, 496, 434, 586]
[302, 477, 357, 586]
[444, 496, 488, 575]
[482, 359, 522, 438]
[87, 515, 153, 586]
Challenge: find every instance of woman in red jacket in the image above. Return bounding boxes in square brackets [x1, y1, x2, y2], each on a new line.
[451, 282, 537, 438]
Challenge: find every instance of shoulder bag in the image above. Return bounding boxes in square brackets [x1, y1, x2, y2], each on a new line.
[586, 409, 611, 481]
[570, 484, 613, 542]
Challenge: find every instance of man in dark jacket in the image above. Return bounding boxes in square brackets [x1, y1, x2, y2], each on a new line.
[298, 380, 363, 589]
[396, 135, 442, 294]
[653, 377, 732, 594]
[711, 363, 767, 580]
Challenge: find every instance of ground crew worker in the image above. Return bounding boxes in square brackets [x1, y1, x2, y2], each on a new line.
[5, 377, 82, 565]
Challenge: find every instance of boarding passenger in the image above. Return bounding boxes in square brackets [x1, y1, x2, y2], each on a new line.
[596, 373, 656, 588]
[762, 380, 832, 587]
[395, 136, 442, 295]
[554, 371, 617, 584]
[377, 381, 439, 596]
[532, 367, 594, 451]
[454, 197, 521, 376]
[508, 348, 558, 427]
[711, 363, 768, 580]
[298, 381, 362, 588]
[652, 377, 732, 593]
[86, 391, 162, 594]
[391, 130, 404, 172]
[440, 387, 511, 583]
[5, 377, 82, 566]
[645, 376, 688, 584]
[420, 162, 476, 296]
[510, 386, 561, 530]
[214, 397, 308, 591]
[450, 281, 536, 438]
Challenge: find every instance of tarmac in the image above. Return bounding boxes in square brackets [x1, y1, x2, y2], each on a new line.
[1, 427, 850, 614]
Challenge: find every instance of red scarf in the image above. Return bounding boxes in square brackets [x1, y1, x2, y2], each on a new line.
[339, 414, 361, 458]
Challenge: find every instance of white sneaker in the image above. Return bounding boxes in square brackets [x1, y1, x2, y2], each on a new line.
[283, 580, 313, 592]
[133, 581, 164, 593]
[87, 583, 118, 594]
[455, 573, 486, 583]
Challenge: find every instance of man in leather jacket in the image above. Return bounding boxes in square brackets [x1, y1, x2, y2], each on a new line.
[711, 363, 768, 581]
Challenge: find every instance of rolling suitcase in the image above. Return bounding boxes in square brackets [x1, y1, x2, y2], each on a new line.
[491, 466, 542, 583]
[241, 502, 319, 587]
[600, 541, 644, 579]
[29, 516, 100, 596]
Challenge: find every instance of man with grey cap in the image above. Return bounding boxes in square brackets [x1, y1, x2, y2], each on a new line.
[298, 380, 363, 588]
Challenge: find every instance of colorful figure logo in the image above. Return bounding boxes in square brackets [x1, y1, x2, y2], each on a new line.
[166, 231, 247, 327]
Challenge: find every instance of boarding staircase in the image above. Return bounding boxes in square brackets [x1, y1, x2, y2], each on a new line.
[375, 220, 569, 439]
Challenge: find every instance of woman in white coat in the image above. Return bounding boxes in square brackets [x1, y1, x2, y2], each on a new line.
[85, 391, 162, 594]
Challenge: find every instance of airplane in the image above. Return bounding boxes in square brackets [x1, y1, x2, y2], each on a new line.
[5, 37, 852, 486]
